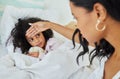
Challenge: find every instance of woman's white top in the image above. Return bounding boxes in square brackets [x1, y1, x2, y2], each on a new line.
[69, 57, 120, 79]
[89, 57, 120, 79]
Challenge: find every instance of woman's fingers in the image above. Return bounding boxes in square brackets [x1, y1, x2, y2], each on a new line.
[26, 25, 38, 38]
[26, 22, 49, 38]
[26, 23, 39, 34]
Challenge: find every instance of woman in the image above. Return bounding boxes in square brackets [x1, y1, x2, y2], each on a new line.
[26, 0, 120, 79]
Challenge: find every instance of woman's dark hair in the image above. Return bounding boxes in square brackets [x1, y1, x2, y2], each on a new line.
[72, 29, 114, 65]
[6, 17, 53, 54]
[70, 0, 120, 21]
[70, 0, 118, 64]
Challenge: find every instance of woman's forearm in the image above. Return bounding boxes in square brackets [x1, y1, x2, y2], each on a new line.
[48, 22, 79, 42]
[49, 22, 74, 39]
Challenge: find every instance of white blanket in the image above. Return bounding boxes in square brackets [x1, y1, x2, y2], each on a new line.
[0, 41, 87, 79]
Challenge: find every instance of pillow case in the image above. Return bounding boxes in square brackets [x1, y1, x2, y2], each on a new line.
[0, 0, 44, 18]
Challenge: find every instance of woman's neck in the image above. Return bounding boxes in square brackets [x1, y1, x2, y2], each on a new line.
[105, 19, 120, 58]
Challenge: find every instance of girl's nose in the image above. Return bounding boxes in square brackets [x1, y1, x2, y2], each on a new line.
[33, 37, 40, 43]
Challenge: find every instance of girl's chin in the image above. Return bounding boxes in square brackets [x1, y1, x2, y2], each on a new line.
[37, 44, 44, 48]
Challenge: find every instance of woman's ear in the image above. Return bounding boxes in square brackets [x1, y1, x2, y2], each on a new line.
[93, 3, 107, 22]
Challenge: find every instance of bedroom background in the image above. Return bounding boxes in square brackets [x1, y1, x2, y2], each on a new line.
[0, 0, 74, 56]
[0, 0, 73, 23]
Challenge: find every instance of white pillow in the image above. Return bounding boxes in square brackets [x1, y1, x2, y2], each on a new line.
[0, 5, 68, 53]
[0, 0, 44, 19]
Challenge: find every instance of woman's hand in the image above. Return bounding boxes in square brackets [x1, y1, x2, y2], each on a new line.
[26, 21, 50, 38]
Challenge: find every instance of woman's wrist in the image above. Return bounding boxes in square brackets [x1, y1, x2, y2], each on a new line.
[45, 22, 56, 29]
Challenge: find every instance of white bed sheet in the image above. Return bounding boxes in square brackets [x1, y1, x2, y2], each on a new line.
[0, 40, 85, 79]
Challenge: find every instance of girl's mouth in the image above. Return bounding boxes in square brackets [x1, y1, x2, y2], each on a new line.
[37, 42, 43, 47]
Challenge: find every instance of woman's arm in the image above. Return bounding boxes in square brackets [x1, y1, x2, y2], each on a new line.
[47, 22, 75, 40]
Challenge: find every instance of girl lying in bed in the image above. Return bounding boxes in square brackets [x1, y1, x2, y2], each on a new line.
[6, 17, 63, 60]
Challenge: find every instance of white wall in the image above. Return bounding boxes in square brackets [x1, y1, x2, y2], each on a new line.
[44, 0, 73, 24]
[0, 0, 73, 25]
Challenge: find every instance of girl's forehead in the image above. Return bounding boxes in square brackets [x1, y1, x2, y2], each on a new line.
[33, 32, 42, 37]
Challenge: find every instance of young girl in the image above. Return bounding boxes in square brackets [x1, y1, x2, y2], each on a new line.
[6, 17, 63, 60]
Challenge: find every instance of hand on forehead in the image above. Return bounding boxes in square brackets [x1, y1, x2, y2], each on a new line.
[25, 22, 48, 38]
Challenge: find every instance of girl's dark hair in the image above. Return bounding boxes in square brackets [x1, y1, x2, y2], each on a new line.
[6, 17, 53, 54]
[70, 0, 118, 64]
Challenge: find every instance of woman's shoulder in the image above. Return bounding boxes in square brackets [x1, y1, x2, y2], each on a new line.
[113, 71, 120, 79]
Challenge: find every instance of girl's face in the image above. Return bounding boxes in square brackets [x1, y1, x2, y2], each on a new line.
[70, 2, 105, 45]
[26, 32, 46, 48]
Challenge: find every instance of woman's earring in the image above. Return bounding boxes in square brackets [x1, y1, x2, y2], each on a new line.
[96, 20, 106, 31]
